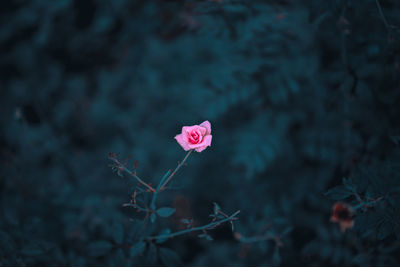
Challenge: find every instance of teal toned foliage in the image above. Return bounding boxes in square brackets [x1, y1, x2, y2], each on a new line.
[1, 0, 400, 266]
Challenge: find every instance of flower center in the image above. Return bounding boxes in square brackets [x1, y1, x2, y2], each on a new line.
[188, 130, 201, 144]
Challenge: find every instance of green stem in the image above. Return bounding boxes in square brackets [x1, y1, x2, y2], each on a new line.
[150, 170, 172, 210]
[122, 203, 149, 212]
[160, 150, 193, 191]
[121, 165, 155, 192]
[375, 0, 390, 30]
[149, 210, 240, 241]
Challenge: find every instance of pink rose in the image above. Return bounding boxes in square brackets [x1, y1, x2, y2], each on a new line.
[175, 121, 212, 152]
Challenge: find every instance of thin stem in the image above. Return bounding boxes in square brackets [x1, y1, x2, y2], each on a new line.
[122, 203, 149, 212]
[150, 170, 172, 210]
[109, 155, 155, 192]
[375, 0, 390, 30]
[121, 166, 155, 192]
[160, 150, 193, 190]
[149, 210, 240, 241]
[353, 192, 363, 205]
[351, 190, 385, 211]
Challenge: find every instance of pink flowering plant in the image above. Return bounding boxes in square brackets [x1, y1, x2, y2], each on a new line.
[109, 121, 240, 248]
[174, 120, 212, 152]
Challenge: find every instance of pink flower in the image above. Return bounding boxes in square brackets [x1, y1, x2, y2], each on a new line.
[175, 121, 212, 152]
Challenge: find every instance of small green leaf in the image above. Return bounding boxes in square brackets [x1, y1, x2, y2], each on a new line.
[150, 213, 156, 223]
[205, 235, 213, 241]
[213, 202, 221, 215]
[198, 234, 213, 241]
[156, 228, 171, 244]
[342, 177, 354, 191]
[156, 207, 176, 217]
[324, 186, 352, 200]
[130, 241, 146, 258]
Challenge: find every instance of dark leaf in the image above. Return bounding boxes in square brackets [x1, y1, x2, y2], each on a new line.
[147, 243, 157, 264]
[342, 177, 354, 191]
[151, 213, 156, 223]
[324, 186, 352, 200]
[130, 241, 146, 258]
[198, 233, 213, 241]
[205, 235, 213, 241]
[156, 228, 171, 244]
[128, 219, 145, 241]
[213, 202, 221, 215]
[156, 207, 176, 218]
[181, 219, 189, 224]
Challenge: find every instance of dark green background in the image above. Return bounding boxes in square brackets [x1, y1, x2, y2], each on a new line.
[1, 0, 400, 266]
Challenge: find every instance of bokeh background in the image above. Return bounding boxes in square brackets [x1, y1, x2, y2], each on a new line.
[1, 0, 400, 266]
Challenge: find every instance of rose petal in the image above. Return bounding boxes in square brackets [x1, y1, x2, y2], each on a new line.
[191, 129, 203, 144]
[203, 134, 212, 146]
[187, 142, 205, 149]
[182, 125, 198, 135]
[200, 120, 211, 135]
[195, 146, 207, 152]
[182, 125, 206, 137]
[194, 135, 212, 152]
[196, 126, 207, 136]
[175, 134, 191, 151]
[187, 134, 212, 149]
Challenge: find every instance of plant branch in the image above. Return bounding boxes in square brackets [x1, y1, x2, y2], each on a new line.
[352, 192, 385, 210]
[108, 154, 155, 192]
[375, 0, 390, 31]
[149, 210, 240, 241]
[124, 166, 155, 192]
[160, 149, 193, 191]
[122, 203, 149, 212]
[150, 169, 172, 210]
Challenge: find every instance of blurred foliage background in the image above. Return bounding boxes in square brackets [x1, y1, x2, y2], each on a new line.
[1, 0, 400, 266]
